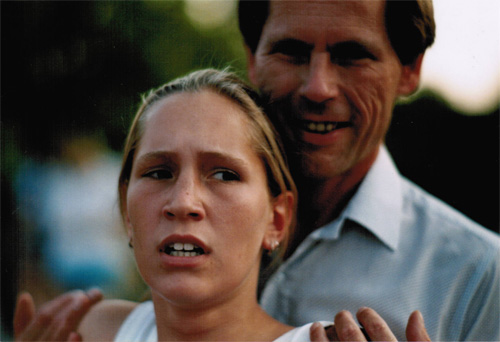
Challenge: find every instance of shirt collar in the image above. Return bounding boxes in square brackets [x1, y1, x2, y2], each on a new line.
[311, 145, 402, 251]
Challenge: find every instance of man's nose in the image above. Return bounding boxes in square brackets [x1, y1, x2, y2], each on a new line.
[299, 52, 339, 104]
[162, 175, 205, 221]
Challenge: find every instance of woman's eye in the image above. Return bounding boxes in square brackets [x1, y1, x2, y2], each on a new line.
[144, 169, 173, 180]
[212, 170, 240, 182]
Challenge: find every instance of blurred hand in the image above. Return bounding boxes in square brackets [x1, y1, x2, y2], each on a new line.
[14, 289, 102, 341]
[309, 307, 430, 341]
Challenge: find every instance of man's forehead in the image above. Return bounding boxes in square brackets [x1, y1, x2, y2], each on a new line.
[264, 0, 385, 44]
[268, 0, 384, 24]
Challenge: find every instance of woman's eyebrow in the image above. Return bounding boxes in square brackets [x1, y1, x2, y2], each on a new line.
[135, 150, 248, 167]
[198, 151, 248, 168]
[134, 151, 176, 166]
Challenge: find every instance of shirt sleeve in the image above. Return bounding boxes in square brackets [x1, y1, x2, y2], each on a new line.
[461, 249, 500, 341]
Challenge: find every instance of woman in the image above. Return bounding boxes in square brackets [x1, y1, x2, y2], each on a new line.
[108, 68, 299, 341]
[14, 69, 429, 342]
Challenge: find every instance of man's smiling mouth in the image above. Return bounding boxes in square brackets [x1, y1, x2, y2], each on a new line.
[301, 120, 352, 134]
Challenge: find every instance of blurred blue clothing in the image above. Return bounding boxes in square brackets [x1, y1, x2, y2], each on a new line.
[15, 153, 132, 294]
[261, 146, 500, 341]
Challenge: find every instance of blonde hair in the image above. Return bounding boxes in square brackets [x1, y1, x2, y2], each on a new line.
[118, 69, 297, 260]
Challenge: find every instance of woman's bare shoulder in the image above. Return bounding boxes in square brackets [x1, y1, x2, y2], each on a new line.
[78, 299, 138, 341]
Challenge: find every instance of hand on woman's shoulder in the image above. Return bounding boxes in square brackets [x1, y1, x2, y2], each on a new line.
[78, 299, 137, 341]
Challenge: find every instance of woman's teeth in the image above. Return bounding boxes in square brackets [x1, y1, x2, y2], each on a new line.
[164, 243, 204, 257]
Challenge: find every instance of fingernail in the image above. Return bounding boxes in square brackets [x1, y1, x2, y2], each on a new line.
[417, 310, 424, 323]
[311, 322, 322, 330]
[68, 331, 83, 342]
[357, 306, 369, 314]
[86, 287, 103, 301]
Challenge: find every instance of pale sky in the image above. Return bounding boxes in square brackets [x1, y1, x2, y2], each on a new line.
[419, 0, 499, 113]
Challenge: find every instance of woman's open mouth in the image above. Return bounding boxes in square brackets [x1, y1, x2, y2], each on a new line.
[160, 242, 205, 257]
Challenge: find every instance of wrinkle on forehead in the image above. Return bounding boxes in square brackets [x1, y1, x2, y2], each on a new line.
[264, 0, 389, 53]
[268, 0, 385, 32]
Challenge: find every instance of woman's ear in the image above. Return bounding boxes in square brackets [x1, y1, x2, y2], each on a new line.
[263, 191, 295, 250]
[120, 184, 133, 241]
[398, 53, 424, 96]
[125, 213, 133, 242]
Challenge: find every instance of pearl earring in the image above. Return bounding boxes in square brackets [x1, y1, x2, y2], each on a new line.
[271, 240, 279, 251]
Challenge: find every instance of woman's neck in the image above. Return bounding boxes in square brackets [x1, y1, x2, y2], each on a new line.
[152, 292, 292, 341]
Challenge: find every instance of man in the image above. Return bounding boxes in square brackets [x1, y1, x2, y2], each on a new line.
[240, 0, 499, 341]
[14, 1, 499, 341]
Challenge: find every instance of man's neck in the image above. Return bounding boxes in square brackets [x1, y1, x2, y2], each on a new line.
[287, 147, 379, 256]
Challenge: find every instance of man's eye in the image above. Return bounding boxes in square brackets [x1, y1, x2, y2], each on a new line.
[332, 54, 371, 66]
[212, 170, 240, 182]
[285, 53, 310, 65]
[270, 40, 312, 65]
[330, 43, 376, 66]
[275, 49, 309, 64]
[144, 169, 173, 180]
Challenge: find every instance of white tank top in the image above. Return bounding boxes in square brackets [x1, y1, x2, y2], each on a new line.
[114, 301, 331, 341]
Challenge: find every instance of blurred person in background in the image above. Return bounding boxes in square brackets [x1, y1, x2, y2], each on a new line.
[13, 133, 136, 299]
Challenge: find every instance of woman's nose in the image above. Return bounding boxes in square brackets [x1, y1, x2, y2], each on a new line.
[299, 52, 340, 104]
[162, 177, 205, 221]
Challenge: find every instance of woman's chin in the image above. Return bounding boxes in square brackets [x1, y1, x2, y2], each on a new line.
[151, 283, 219, 308]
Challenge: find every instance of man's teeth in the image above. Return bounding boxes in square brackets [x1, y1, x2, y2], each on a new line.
[165, 243, 203, 257]
[307, 122, 336, 133]
[303, 121, 350, 134]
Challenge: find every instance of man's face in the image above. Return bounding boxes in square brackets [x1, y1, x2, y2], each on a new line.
[248, 0, 421, 180]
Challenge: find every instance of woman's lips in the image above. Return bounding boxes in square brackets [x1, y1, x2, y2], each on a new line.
[158, 234, 209, 258]
[161, 242, 205, 257]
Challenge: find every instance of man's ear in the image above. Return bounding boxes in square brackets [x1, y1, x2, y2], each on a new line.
[245, 44, 258, 86]
[263, 191, 294, 250]
[398, 53, 424, 96]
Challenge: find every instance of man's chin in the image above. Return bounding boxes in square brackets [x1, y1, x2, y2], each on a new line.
[290, 150, 349, 181]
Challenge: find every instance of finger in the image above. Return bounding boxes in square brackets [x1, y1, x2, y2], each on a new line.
[56, 289, 103, 338]
[334, 310, 366, 341]
[68, 332, 83, 342]
[85, 288, 103, 304]
[14, 292, 36, 338]
[18, 289, 102, 341]
[19, 293, 76, 341]
[310, 322, 330, 342]
[406, 311, 431, 342]
[39, 289, 103, 341]
[325, 325, 340, 341]
[356, 307, 397, 342]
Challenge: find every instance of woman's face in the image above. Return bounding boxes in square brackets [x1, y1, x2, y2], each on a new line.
[125, 90, 284, 308]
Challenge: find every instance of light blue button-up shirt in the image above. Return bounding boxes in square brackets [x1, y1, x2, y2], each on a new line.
[261, 146, 499, 341]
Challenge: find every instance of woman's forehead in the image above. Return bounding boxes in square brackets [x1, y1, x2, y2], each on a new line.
[137, 90, 260, 161]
